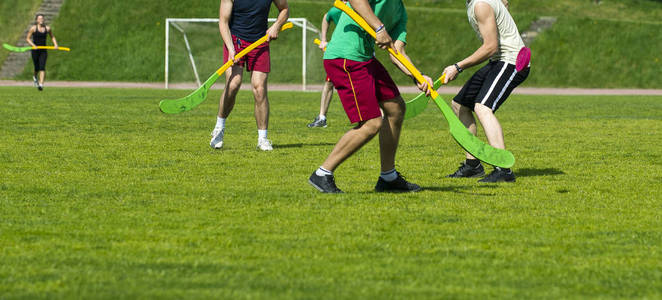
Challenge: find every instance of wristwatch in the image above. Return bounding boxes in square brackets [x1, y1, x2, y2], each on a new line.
[454, 63, 463, 73]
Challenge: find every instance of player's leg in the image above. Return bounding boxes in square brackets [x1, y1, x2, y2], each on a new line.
[372, 59, 420, 193]
[322, 118, 381, 172]
[308, 80, 334, 128]
[210, 64, 244, 149]
[37, 51, 47, 90]
[251, 70, 272, 151]
[452, 100, 479, 159]
[31, 51, 39, 88]
[446, 63, 494, 178]
[247, 44, 272, 151]
[475, 65, 529, 183]
[309, 58, 381, 193]
[320, 81, 334, 117]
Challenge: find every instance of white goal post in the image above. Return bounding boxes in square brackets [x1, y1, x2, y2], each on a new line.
[165, 18, 319, 90]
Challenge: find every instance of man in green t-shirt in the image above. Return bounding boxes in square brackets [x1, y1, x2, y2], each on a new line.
[308, 0, 432, 193]
[307, 3, 345, 128]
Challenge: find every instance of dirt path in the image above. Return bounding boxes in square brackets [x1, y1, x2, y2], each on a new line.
[2, 80, 662, 95]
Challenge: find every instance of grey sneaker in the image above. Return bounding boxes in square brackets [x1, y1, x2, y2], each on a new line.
[210, 128, 224, 149]
[308, 172, 343, 193]
[33, 76, 38, 87]
[478, 167, 516, 183]
[447, 162, 485, 178]
[307, 116, 327, 128]
[375, 172, 421, 193]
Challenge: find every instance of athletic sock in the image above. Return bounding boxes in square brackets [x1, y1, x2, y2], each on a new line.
[258, 129, 268, 139]
[318, 114, 327, 121]
[380, 169, 398, 182]
[215, 117, 226, 131]
[466, 159, 481, 167]
[315, 167, 333, 177]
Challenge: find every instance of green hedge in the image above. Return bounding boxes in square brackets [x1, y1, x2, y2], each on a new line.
[6, 0, 662, 88]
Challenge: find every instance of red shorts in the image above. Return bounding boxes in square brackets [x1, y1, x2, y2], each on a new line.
[223, 35, 270, 73]
[324, 58, 400, 123]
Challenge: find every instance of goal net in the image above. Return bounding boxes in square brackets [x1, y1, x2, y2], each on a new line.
[165, 18, 325, 90]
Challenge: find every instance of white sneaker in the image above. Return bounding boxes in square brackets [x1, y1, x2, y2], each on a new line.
[210, 128, 224, 149]
[33, 76, 38, 87]
[257, 137, 273, 151]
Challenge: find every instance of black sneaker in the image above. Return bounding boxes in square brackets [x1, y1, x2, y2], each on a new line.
[37, 85, 43, 91]
[478, 167, 516, 183]
[375, 172, 421, 193]
[447, 162, 485, 178]
[307, 116, 327, 128]
[309, 172, 343, 193]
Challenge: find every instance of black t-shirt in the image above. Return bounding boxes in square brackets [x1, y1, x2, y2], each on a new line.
[229, 0, 272, 42]
[32, 25, 49, 46]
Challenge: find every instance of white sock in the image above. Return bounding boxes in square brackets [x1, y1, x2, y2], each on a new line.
[215, 117, 226, 130]
[380, 169, 398, 182]
[258, 129, 268, 139]
[316, 167, 333, 177]
[318, 114, 327, 121]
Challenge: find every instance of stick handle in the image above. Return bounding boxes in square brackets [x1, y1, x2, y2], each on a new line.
[313, 38, 327, 51]
[333, 0, 437, 97]
[32, 46, 71, 51]
[215, 22, 294, 75]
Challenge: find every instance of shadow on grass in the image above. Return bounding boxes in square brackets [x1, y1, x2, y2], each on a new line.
[516, 168, 565, 177]
[421, 185, 473, 193]
[275, 142, 336, 149]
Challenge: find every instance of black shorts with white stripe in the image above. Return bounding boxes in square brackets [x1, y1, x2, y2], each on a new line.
[454, 60, 529, 112]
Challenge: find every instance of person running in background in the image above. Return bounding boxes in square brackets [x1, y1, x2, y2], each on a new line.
[210, 0, 289, 151]
[307, 1, 347, 128]
[26, 14, 59, 91]
[442, 0, 530, 182]
[308, 0, 432, 193]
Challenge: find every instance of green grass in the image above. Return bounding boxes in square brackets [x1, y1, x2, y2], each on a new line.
[1, 87, 661, 298]
[0, 0, 41, 71]
[3, 0, 661, 88]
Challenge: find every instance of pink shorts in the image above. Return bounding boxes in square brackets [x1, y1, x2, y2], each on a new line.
[223, 35, 270, 73]
[323, 58, 400, 123]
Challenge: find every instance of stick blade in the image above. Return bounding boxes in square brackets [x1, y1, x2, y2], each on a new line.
[404, 93, 429, 119]
[159, 72, 220, 114]
[405, 78, 443, 120]
[159, 89, 208, 114]
[516, 47, 531, 72]
[431, 95, 515, 168]
[2, 43, 25, 52]
[448, 122, 515, 168]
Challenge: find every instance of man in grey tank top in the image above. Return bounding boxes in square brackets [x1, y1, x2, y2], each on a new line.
[442, 0, 530, 183]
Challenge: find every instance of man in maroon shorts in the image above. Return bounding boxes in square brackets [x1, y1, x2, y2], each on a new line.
[210, 0, 289, 151]
[308, 0, 432, 193]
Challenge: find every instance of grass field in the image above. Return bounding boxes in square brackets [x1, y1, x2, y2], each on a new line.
[1, 86, 661, 298]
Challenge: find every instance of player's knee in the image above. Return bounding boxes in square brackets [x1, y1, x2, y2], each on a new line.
[360, 117, 382, 136]
[451, 101, 463, 114]
[227, 77, 242, 91]
[474, 103, 493, 115]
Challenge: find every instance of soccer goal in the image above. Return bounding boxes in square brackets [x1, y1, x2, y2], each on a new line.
[165, 18, 323, 90]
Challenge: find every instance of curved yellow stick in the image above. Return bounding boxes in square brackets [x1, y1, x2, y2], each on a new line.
[33, 46, 70, 51]
[313, 38, 326, 51]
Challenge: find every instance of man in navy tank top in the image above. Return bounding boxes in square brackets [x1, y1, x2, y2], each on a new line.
[210, 0, 289, 151]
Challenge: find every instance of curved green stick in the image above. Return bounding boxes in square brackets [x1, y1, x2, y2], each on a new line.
[404, 74, 443, 120]
[334, 0, 514, 168]
[3, 43, 70, 52]
[159, 22, 294, 114]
